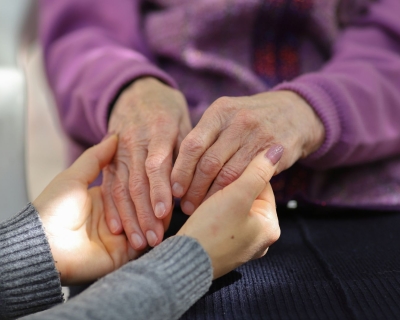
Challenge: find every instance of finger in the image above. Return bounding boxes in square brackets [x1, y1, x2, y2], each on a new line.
[162, 199, 174, 231]
[250, 183, 278, 221]
[102, 165, 124, 235]
[111, 163, 146, 250]
[257, 182, 276, 204]
[180, 131, 240, 215]
[202, 146, 253, 203]
[224, 145, 284, 207]
[145, 129, 176, 219]
[127, 242, 141, 261]
[173, 117, 193, 161]
[251, 183, 281, 249]
[129, 150, 165, 247]
[171, 109, 222, 198]
[68, 134, 118, 186]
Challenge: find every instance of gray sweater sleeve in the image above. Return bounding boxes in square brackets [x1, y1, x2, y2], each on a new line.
[26, 236, 212, 320]
[1, 204, 213, 320]
[0, 204, 64, 319]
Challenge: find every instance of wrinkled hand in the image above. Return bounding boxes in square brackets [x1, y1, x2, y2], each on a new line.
[171, 91, 325, 214]
[178, 146, 283, 279]
[33, 135, 139, 285]
[104, 77, 191, 249]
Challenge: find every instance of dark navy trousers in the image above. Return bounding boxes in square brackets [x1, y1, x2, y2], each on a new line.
[179, 205, 400, 320]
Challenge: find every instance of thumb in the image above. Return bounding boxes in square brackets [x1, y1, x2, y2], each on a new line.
[225, 144, 284, 205]
[67, 134, 118, 185]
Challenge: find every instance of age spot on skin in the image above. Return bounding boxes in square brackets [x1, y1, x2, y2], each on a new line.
[231, 235, 234, 239]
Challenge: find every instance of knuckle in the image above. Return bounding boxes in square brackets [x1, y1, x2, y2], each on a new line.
[111, 181, 130, 202]
[145, 155, 163, 175]
[129, 177, 147, 198]
[171, 166, 191, 179]
[252, 164, 272, 186]
[153, 114, 174, 127]
[186, 187, 205, 201]
[137, 211, 157, 228]
[120, 216, 136, 230]
[198, 154, 223, 176]
[119, 129, 147, 150]
[149, 181, 166, 198]
[181, 136, 205, 157]
[119, 130, 136, 146]
[209, 96, 235, 117]
[235, 109, 257, 128]
[216, 165, 242, 187]
[213, 96, 232, 109]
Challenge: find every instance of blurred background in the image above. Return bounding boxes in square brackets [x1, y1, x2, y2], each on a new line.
[0, 0, 67, 220]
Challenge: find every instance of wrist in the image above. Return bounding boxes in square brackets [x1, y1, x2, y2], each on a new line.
[38, 216, 69, 284]
[109, 77, 161, 125]
[279, 90, 325, 158]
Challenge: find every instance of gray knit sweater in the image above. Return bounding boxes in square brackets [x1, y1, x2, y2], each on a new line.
[0, 204, 212, 320]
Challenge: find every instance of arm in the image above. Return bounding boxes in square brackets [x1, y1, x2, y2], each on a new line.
[274, 0, 400, 168]
[0, 205, 63, 319]
[170, 0, 400, 213]
[39, 0, 177, 145]
[0, 207, 211, 320]
[24, 236, 212, 320]
[40, 1, 190, 247]
[3, 139, 281, 319]
[23, 145, 282, 320]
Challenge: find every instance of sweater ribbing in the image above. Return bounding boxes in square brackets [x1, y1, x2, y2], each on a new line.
[0, 204, 63, 319]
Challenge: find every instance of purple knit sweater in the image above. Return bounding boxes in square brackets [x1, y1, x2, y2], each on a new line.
[40, 0, 400, 210]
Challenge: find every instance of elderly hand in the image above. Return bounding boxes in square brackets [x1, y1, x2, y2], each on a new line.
[33, 135, 140, 285]
[178, 145, 283, 279]
[104, 77, 192, 249]
[171, 91, 325, 214]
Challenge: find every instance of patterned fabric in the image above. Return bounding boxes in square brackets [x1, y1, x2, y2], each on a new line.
[253, 0, 313, 86]
[40, 0, 400, 210]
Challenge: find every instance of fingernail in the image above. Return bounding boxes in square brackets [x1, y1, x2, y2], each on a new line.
[131, 233, 144, 249]
[155, 202, 166, 218]
[109, 219, 120, 233]
[172, 183, 184, 197]
[182, 201, 195, 215]
[146, 230, 158, 247]
[265, 145, 284, 165]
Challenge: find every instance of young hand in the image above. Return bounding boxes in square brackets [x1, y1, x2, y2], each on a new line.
[178, 145, 283, 279]
[33, 135, 139, 285]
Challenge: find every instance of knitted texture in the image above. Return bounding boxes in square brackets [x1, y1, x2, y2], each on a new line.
[26, 236, 212, 320]
[0, 204, 63, 319]
[40, 0, 400, 211]
[253, 0, 313, 87]
[181, 206, 400, 319]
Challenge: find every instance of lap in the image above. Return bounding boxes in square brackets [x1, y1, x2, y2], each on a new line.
[180, 206, 400, 320]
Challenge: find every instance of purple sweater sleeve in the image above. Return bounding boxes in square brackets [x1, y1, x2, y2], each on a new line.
[274, 0, 400, 169]
[39, 0, 177, 145]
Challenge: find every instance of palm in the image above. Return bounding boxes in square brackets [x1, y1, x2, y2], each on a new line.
[68, 187, 137, 284]
[38, 183, 138, 285]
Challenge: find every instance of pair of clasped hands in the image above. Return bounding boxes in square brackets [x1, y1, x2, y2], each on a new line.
[35, 134, 281, 285]
[103, 77, 324, 250]
[35, 76, 324, 285]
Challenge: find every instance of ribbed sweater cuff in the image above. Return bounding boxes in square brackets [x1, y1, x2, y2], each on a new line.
[0, 204, 63, 319]
[273, 76, 342, 167]
[142, 235, 213, 319]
